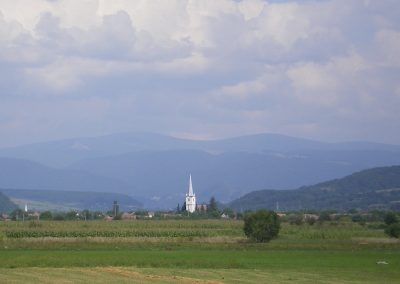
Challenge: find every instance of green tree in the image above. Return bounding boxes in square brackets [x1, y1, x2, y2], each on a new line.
[351, 214, 365, 223]
[92, 211, 104, 220]
[306, 217, 316, 226]
[384, 211, 400, 238]
[65, 211, 78, 220]
[288, 213, 303, 225]
[385, 223, 400, 238]
[384, 212, 398, 225]
[348, 208, 359, 214]
[40, 211, 53, 220]
[243, 210, 280, 242]
[81, 209, 91, 220]
[319, 211, 332, 223]
[52, 213, 66, 221]
[208, 196, 219, 218]
[222, 207, 235, 218]
[10, 209, 24, 221]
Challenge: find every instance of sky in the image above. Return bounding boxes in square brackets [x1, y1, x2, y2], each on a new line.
[0, 0, 399, 147]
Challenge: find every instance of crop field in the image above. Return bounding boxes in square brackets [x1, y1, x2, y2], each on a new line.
[2, 219, 242, 239]
[1, 219, 400, 283]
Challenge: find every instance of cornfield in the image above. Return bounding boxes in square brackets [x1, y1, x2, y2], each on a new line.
[1, 219, 244, 239]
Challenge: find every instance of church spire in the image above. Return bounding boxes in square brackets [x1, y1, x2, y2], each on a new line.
[188, 174, 194, 196]
[186, 174, 196, 213]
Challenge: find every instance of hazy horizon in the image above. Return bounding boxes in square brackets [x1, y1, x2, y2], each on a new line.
[2, 130, 400, 150]
[1, 0, 399, 147]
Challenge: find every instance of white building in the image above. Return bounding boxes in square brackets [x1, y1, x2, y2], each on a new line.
[185, 174, 196, 213]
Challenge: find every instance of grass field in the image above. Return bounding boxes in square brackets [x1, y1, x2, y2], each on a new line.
[1, 219, 399, 283]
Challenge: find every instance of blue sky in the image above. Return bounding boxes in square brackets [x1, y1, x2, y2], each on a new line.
[0, 0, 399, 147]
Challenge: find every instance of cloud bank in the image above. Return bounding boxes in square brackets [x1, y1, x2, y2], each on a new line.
[0, 0, 399, 146]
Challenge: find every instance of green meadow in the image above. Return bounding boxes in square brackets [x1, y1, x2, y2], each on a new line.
[1, 220, 399, 283]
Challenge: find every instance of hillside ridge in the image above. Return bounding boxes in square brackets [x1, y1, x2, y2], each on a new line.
[229, 165, 400, 211]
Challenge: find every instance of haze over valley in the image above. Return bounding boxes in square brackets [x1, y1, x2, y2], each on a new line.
[1, 132, 400, 209]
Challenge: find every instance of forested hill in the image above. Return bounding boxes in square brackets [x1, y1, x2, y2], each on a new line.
[0, 192, 18, 213]
[229, 165, 400, 211]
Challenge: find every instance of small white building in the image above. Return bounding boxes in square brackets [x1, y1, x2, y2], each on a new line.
[185, 174, 196, 213]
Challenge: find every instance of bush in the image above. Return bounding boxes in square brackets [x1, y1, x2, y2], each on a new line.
[385, 223, 400, 238]
[243, 210, 280, 242]
[306, 217, 316, 226]
[288, 214, 303, 225]
[384, 212, 398, 226]
[351, 214, 364, 223]
[319, 211, 332, 222]
[40, 211, 53, 220]
[52, 214, 65, 221]
[383, 211, 400, 238]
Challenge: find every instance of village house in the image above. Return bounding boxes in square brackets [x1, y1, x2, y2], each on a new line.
[1, 213, 10, 221]
[196, 204, 207, 212]
[104, 215, 113, 221]
[121, 212, 136, 220]
[303, 214, 319, 221]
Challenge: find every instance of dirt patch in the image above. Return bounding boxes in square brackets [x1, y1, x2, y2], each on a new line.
[96, 267, 223, 284]
[353, 238, 400, 244]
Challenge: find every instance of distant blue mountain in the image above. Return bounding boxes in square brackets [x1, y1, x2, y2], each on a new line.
[0, 132, 190, 167]
[1, 132, 400, 209]
[0, 157, 132, 192]
[1, 132, 399, 167]
[69, 149, 400, 208]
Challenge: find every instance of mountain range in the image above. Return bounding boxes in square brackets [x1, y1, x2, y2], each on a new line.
[1, 132, 400, 209]
[0, 157, 132, 192]
[1, 132, 400, 168]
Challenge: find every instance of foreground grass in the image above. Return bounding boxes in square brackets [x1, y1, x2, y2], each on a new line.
[0, 249, 399, 283]
[0, 267, 395, 284]
[1, 249, 399, 269]
[1, 220, 399, 283]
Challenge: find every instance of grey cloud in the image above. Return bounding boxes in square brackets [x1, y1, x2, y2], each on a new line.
[0, 0, 399, 147]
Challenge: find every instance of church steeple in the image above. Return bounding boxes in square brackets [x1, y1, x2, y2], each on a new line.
[185, 174, 196, 213]
[188, 174, 194, 196]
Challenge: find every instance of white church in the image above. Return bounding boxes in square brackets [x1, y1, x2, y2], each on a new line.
[185, 174, 196, 213]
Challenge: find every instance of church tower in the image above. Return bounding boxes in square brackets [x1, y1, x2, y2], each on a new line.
[185, 174, 196, 213]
